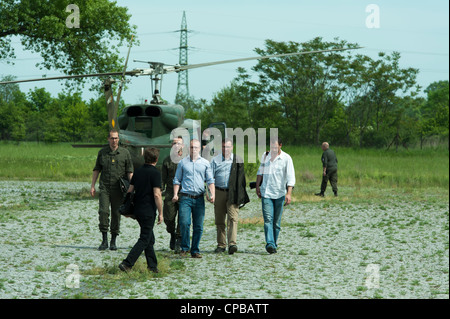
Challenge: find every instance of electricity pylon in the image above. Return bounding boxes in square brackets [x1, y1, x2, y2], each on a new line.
[175, 11, 190, 105]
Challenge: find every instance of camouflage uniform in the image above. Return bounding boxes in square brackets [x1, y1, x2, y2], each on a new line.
[94, 146, 133, 235]
[161, 155, 180, 242]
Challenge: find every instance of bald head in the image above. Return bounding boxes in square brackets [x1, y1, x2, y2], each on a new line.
[321, 142, 329, 151]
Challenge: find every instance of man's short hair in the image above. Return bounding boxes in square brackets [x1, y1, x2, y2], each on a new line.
[109, 129, 119, 138]
[270, 136, 282, 146]
[144, 148, 160, 164]
[223, 137, 233, 145]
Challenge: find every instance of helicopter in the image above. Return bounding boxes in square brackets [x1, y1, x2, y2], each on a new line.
[0, 39, 361, 169]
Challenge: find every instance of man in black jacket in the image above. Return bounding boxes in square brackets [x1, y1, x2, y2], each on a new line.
[211, 138, 250, 255]
[315, 142, 338, 197]
[119, 148, 163, 273]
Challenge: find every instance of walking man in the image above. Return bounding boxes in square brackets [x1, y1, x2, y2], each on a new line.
[162, 136, 184, 252]
[256, 137, 295, 254]
[91, 129, 133, 251]
[172, 139, 215, 258]
[315, 142, 338, 197]
[119, 148, 163, 273]
[211, 138, 249, 255]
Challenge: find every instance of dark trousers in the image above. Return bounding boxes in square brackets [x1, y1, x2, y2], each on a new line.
[98, 186, 123, 234]
[122, 213, 157, 270]
[163, 196, 180, 237]
[321, 168, 338, 193]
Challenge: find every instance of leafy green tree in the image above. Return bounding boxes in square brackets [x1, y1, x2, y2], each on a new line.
[0, 76, 27, 141]
[250, 38, 360, 144]
[0, 0, 136, 84]
[421, 81, 449, 141]
[342, 52, 419, 147]
[24, 87, 54, 142]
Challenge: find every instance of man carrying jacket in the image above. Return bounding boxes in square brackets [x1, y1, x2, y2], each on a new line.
[211, 138, 250, 255]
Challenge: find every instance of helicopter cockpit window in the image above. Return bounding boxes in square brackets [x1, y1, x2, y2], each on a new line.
[135, 117, 152, 131]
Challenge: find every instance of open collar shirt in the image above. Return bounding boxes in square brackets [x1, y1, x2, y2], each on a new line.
[173, 155, 215, 196]
[211, 153, 234, 189]
[257, 150, 296, 199]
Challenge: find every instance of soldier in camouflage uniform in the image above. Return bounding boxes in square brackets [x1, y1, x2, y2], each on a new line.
[161, 136, 184, 253]
[91, 130, 134, 250]
[315, 142, 338, 197]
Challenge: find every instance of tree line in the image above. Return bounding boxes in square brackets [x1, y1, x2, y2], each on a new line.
[0, 38, 448, 149]
[0, 78, 112, 143]
[181, 38, 449, 150]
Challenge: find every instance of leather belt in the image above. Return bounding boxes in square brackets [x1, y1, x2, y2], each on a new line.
[215, 187, 229, 192]
[179, 193, 204, 199]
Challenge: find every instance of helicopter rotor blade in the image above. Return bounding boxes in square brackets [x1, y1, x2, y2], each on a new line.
[0, 70, 144, 85]
[169, 47, 363, 72]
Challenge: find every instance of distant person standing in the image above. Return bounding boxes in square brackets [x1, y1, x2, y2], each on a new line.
[172, 139, 215, 258]
[256, 137, 295, 254]
[119, 148, 163, 273]
[211, 138, 249, 255]
[315, 142, 338, 197]
[91, 129, 133, 251]
[162, 136, 184, 253]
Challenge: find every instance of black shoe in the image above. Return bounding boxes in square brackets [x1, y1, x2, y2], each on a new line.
[148, 267, 159, 274]
[170, 233, 176, 250]
[228, 245, 238, 255]
[266, 245, 276, 254]
[98, 232, 108, 250]
[334, 191, 338, 197]
[119, 262, 131, 272]
[214, 247, 226, 253]
[109, 234, 117, 251]
[174, 238, 181, 254]
[315, 192, 324, 197]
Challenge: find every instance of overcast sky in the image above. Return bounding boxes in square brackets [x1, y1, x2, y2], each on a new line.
[1, 0, 448, 104]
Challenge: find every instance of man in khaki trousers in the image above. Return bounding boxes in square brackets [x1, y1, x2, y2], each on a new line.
[211, 138, 249, 255]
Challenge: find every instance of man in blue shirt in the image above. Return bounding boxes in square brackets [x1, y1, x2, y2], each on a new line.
[172, 139, 215, 258]
[211, 138, 249, 254]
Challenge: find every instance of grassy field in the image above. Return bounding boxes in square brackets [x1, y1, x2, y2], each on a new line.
[0, 141, 448, 198]
[0, 143, 448, 299]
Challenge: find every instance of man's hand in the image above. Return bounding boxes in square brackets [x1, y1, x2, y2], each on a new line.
[157, 213, 163, 225]
[256, 186, 261, 199]
[172, 194, 179, 203]
[90, 186, 96, 198]
[284, 194, 292, 206]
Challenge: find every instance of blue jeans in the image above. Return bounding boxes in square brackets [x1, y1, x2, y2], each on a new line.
[261, 196, 285, 250]
[179, 196, 205, 255]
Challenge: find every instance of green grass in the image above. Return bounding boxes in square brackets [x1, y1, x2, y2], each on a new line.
[0, 141, 98, 181]
[0, 141, 448, 193]
[281, 145, 449, 189]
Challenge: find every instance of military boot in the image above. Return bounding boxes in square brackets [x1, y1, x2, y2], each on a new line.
[169, 232, 176, 250]
[315, 192, 324, 197]
[98, 232, 108, 250]
[110, 234, 118, 251]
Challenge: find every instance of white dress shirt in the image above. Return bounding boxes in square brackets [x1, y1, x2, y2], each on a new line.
[257, 150, 295, 199]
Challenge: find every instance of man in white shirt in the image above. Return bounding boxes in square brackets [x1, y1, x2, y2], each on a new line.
[256, 137, 295, 254]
